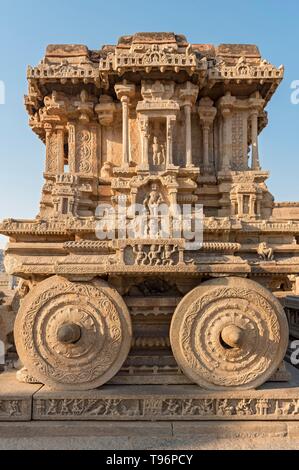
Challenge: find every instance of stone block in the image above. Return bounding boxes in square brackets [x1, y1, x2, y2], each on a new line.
[0, 372, 42, 421]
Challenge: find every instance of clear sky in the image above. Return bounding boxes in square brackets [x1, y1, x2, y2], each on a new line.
[0, 0, 298, 248]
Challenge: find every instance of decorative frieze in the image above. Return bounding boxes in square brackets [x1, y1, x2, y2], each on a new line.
[32, 395, 299, 420]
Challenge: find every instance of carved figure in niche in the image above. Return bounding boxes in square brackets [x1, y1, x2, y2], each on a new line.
[257, 242, 274, 261]
[143, 184, 164, 216]
[133, 244, 148, 265]
[161, 245, 177, 266]
[152, 137, 165, 165]
[148, 245, 162, 266]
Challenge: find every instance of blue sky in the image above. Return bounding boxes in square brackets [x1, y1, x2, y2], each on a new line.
[0, 0, 298, 248]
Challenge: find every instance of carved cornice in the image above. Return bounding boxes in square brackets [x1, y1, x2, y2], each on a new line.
[209, 56, 284, 82]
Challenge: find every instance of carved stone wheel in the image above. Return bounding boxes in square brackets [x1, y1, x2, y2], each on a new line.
[14, 276, 132, 390]
[170, 277, 289, 390]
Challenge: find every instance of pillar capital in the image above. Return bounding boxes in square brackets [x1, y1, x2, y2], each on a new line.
[218, 91, 236, 111]
[115, 80, 136, 101]
[179, 81, 199, 107]
[249, 108, 260, 118]
[115, 81, 135, 167]
[198, 98, 216, 123]
[95, 95, 116, 126]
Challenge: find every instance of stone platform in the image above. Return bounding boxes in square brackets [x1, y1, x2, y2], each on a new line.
[1, 363, 299, 422]
[1, 365, 299, 449]
[1, 420, 299, 450]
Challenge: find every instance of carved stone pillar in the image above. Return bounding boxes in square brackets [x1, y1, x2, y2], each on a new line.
[237, 194, 243, 217]
[202, 124, 210, 171]
[221, 108, 232, 171]
[179, 82, 199, 168]
[115, 82, 136, 167]
[122, 96, 129, 166]
[256, 198, 261, 218]
[198, 98, 216, 173]
[138, 116, 150, 170]
[184, 103, 192, 167]
[166, 116, 176, 168]
[249, 195, 256, 217]
[45, 124, 54, 174]
[218, 118, 223, 171]
[95, 95, 115, 175]
[250, 110, 260, 170]
[56, 127, 65, 173]
[67, 122, 76, 174]
[218, 93, 235, 172]
[242, 111, 249, 169]
[230, 196, 237, 217]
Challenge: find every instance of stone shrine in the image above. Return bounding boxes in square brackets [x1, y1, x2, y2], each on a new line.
[1, 33, 299, 423]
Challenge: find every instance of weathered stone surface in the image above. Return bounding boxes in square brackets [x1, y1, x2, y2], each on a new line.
[2, 421, 299, 450]
[0, 421, 172, 438]
[1, 365, 299, 423]
[27, 365, 299, 421]
[172, 421, 288, 438]
[0, 372, 41, 421]
[14, 277, 132, 390]
[170, 277, 289, 390]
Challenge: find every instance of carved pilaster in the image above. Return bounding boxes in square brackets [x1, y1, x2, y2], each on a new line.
[249, 93, 264, 171]
[250, 110, 260, 170]
[166, 116, 176, 168]
[115, 81, 136, 167]
[67, 122, 76, 174]
[179, 82, 199, 168]
[221, 108, 232, 171]
[242, 111, 249, 169]
[198, 97, 216, 173]
[138, 115, 150, 170]
[74, 124, 97, 176]
[249, 194, 256, 217]
[45, 124, 65, 174]
[218, 92, 236, 172]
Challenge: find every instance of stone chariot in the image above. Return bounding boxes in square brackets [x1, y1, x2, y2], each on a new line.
[1, 32, 298, 395]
